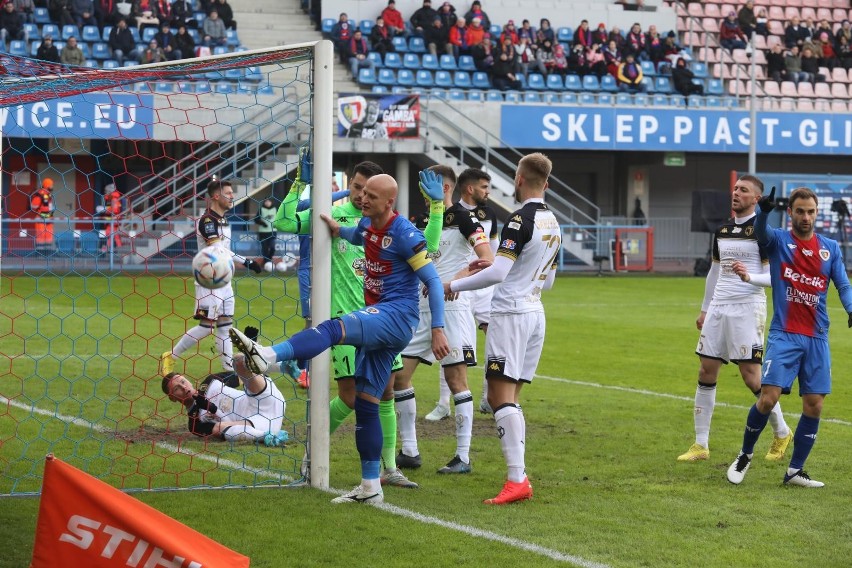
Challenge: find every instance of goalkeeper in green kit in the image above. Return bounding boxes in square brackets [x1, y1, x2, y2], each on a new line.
[273, 149, 448, 487]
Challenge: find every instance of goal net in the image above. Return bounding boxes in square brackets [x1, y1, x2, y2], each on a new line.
[0, 40, 334, 495]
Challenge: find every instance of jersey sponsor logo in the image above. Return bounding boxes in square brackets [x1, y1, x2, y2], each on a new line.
[732, 227, 742, 233]
[785, 286, 820, 307]
[782, 264, 826, 290]
[381, 236, 393, 249]
[352, 258, 365, 276]
[745, 226, 754, 236]
[787, 243, 797, 250]
[476, 209, 486, 219]
[369, 234, 378, 242]
[365, 258, 387, 273]
[819, 248, 830, 260]
[363, 307, 380, 314]
[203, 221, 216, 234]
[802, 249, 813, 257]
[426, 250, 441, 260]
[501, 239, 516, 250]
[338, 241, 348, 253]
[511, 214, 522, 222]
[445, 212, 454, 224]
[720, 228, 728, 233]
[508, 221, 521, 230]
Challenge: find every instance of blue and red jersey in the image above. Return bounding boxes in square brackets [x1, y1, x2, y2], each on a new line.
[756, 209, 852, 338]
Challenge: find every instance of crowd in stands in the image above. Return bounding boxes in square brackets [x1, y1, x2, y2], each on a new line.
[0, 0, 240, 68]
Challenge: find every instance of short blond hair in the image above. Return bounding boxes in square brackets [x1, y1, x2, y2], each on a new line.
[517, 152, 552, 190]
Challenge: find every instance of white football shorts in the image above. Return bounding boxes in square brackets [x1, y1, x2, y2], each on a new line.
[696, 301, 766, 363]
[402, 308, 477, 367]
[485, 311, 545, 383]
[194, 282, 235, 320]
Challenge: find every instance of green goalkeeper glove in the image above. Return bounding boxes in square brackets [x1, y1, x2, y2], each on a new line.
[419, 169, 444, 214]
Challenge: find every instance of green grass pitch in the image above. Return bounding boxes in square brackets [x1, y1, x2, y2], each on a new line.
[2, 274, 852, 567]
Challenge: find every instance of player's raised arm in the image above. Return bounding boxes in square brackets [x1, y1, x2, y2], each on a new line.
[754, 186, 777, 247]
[274, 148, 313, 234]
[419, 168, 446, 253]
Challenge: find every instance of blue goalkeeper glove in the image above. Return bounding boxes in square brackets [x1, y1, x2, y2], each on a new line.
[419, 169, 444, 214]
[758, 186, 776, 214]
[296, 147, 312, 185]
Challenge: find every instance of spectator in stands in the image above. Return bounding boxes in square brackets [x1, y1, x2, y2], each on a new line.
[616, 52, 645, 92]
[410, 0, 436, 37]
[381, 0, 405, 38]
[784, 45, 808, 84]
[142, 37, 165, 62]
[331, 12, 353, 61]
[663, 31, 685, 65]
[0, 0, 26, 46]
[202, 8, 227, 47]
[369, 16, 395, 58]
[671, 57, 703, 101]
[800, 45, 824, 83]
[608, 26, 625, 52]
[171, 0, 197, 29]
[48, 0, 75, 26]
[71, 0, 96, 28]
[463, 0, 489, 32]
[471, 33, 493, 73]
[766, 43, 787, 83]
[36, 34, 60, 62]
[448, 16, 469, 57]
[467, 16, 486, 46]
[802, 17, 817, 42]
[574, 19, 591, 49]
[816, 19, 833, 42]
[133, 0, 160, 32]
[499, 19, 517, 45]
[565, 43, 584, 76]
[437, 1, 456, 30]
[755, 8, 768, 37]
[737, 0, 756, 39]
[536, 17, 554, 45]
[346, 28, 374, 78]
[603, 38, 622, 76]
[491, 33, 520, 90]
[536, 37, 554, 74]
[785, 16, 808, 49]
[591, 22, 607, 46]
[625, 22, 646, 61]
[60, 35, 85, 65]
[816, 31, 838, 71]
[719, 11, 747, 51]
[174, 23, 195, 59]
[517, 19, 534, 44]
[94, 0, 114, 27]
[515, 36, 545, 77]
[213, 0, 234, 30]
[155, 21, 181, 60]
[645, 24, 664, 67]
[585, 42, 607, 78]
[837, 34, 852, 70]
[108, 17, 138, 64]
[13, 0, 33, 24]
[836, 20, 851, 50]
[424, 14, 450, 55]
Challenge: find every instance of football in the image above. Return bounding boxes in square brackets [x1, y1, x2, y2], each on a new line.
[192, 245, 234, 289]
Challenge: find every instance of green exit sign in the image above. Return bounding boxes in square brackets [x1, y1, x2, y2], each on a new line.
[664, 152, 686, 167]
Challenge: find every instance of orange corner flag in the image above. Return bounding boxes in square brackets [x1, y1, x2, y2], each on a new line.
[31, 455, 250, 568]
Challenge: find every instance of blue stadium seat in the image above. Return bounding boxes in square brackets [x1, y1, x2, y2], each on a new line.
[378, 68, 396, 85]
[435, 70, 453, 88]
[421, 53, 439, 70]
[25, 23, 40, 41]
[188, 28, 200, 43]
[640, 61, 656, 77]
[403, 53, 420, 69]
[543, 92, 561, 103]
[245, 66, 263, 82]
[177, 81, 194, 93]
[453, 71, 471, 89]
[100, 25, 112, 41]
[357, 67, 377, 85]
[705, 96, 722, 107]
[392, 36, 408, 52]
[43, 24, 60, 40]
[416, 69, 434, 87]
[397, 69, 415, 87]
[84, 59, 97, 68]
[193, 12, 205, 28]
[360, 20, 374, 35]
[634, 93, 649, 106]
[582, 92, 601, 105]
[155, 82, 174, 93]
[557, 27, 573, 43]
[448, 88, 466, 101]
[321, 18, 335, 34]
[598, 92, 613, 105]
[80, 231, 99, 255]
[194, 81, 212, 93]
[79, 43, 91, 59]
[384, 52, 402, 69]
[236, 82, 252, 94]
[600, 75, 617, 92]
[527, 73, 545, 90]
[82, 25, 102, 43]
[707, 79, 724, 95]
[215, 81, 234, 94]
[489, 24, 502, 37]
[670, 94, 686, 107]
[467, 89, 485, 101]
[616, 93, 634, 105]
[224, 68, 242, 80]
[9, 40, 27, 56]
[257, 84, 275, 96]
[213, 46, 228, 55]
[485, 90, 503, 101]
[431, 88, 449, 100]
[504, 90, 521, 102]
[55, 231, 76, 255]
[225, 30, 240, 47]
[564, 74, 582, 91]
[692, 62, 708, 78]
[583, 75, 600, 91]
[408, 36, 426, 53]
[689, 95, 706, 107]
[34, 7, 50, 24]
[102, 59, 119, 69]
[561, 92, 578, 104]
[641, 77, 655, 93]
[524, 92, 541, 102]
[391, 85, 408, 93]
[651, 94, 670, 106]
[30, 41, 39, 57]
[458, 55, 476, 72]
[129, 27, 141, 43]
[439, 54, 457, 70]
[655, 76, 673, 94]
[62, 25, 80, 40]
[472, 71, 490, 89]
[546, 74, 564, 90]
[142, 27, 157, 43]
[371, 85, 389, 93]
[135, 82, 151, 92]
[367, 52, 383, 67]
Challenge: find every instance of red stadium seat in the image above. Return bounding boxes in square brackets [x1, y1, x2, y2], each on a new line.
[814, 82, 833, 98]
[797, 81, 815, 97]
[831, 67, 848, 83]
[763, 80, 782, 97]
[780, 81, 798, 97]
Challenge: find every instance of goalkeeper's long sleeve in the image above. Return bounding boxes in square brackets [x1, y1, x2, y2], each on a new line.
[422, 201, 444, 253]
[273, 180, 310, 234]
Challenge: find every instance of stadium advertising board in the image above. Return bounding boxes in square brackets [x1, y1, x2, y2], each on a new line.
[501, 106, 852, 155]
[337, 93, 420, 139]
[0, 93, 154, 139]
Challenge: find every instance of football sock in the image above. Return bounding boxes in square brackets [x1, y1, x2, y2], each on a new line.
[354, 397, 382, 484]
[494, 404, 526, 483]
[379, 399, 397, 470]
[222, 424, 266, 443]
[694, 381, 716, 447]
[329, 396, 353, 435]
[172, 324, 213, 358]
[789, 414, 820, 471]
[214, 322, 233, 371]
[394, 387, 418, 457]
[272, 319, 344, 363]
[768, 401, 790, 438]
[742, 404, 771, 455]
[453, 390, 473, 463]
[438, 367, 451, 407]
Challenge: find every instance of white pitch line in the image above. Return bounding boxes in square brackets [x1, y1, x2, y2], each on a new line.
[1, 395, 608, 567]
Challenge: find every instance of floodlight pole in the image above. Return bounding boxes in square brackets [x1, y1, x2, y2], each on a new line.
[748, 33, 757, 175]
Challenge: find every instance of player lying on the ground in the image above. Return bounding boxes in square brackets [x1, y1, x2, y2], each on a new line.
[161, 350, 287, 447]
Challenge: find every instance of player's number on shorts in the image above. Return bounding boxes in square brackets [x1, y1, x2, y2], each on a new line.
[762, 359, 772, 378]
[536, 234, 561, 282]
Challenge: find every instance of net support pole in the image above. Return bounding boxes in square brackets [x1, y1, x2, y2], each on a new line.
[309, 39, 334, 490]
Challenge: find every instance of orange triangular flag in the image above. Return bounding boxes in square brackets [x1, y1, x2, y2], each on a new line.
[31, 455, 250, 568]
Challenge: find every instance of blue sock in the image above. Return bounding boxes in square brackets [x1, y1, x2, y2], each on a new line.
[742, 404, 771, 455]
[789, 414, 820, 471]
[272, 319, 343, 363]
[354, 397, 382, 481]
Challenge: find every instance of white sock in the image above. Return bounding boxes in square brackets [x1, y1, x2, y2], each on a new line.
[453, 390, 473, 463]
[494, 405, 525, 483]
[260, 345, 276, 363]
[768, 401, 790, 438]
[438, 366, 451, 407]
[214, 323, 233, 371]
[481, 376, 488, 402]
[222, 424, 266, 443]
[694, 383, 716, 448]
[362, 478, 382, 494]
[173, 324, 213, 358]
[394, 388, 418, 457]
